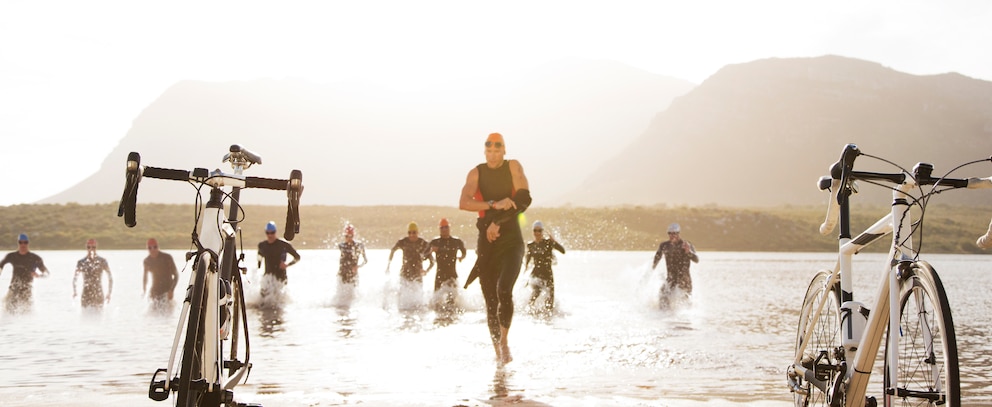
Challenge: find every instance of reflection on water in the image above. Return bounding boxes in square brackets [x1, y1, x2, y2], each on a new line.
[1, 250, 991, 406]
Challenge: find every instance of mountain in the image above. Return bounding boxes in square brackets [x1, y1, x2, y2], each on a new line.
[567, 55, 992, 207]
[40, 58, 695, 207]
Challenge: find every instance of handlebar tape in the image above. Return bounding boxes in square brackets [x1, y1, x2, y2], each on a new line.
[118, 152, 141, 227]
[143, 166, 191, 181]
[283, 170, 303, 241]
[246, 176, 289, 190]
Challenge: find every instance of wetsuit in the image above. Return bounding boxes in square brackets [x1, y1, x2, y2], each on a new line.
[390, 238, 433, 282]
[653, 239, 699, 293]
[257, 239, 301, 283]
[337, 240, 367, 284]
[430, 236, 466, 290]
[144, 252, 179, 301]
[0, 251, 48, 311]
[75, 255, 112, 308]
[525, 238, 566, 309]
[471, 161, 529, 343]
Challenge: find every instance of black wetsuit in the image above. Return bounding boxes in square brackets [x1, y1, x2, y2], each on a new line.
[144, 252, 179, 301]
[391, 238, 432, 282]
[75, 255, 111, 308]
[473, 161, 526, 343]
[337, 240, 367, 284]
[652, 239, 699, 293]
[257, 239, 301, 283]
[525, 238, 566, 309]
[0, 251, 48, 311]
[430, 236, 465, 290]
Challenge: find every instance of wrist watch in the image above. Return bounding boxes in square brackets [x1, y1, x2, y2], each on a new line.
[488, 200, 494, 209]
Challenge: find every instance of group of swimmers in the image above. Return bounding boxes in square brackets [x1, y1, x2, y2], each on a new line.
[2, 132, 699, 368]
[0, 234, 179, 313]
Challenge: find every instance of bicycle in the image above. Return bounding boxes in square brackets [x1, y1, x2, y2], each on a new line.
[117, 144, 303, 407]
[787, 143, 992, 407]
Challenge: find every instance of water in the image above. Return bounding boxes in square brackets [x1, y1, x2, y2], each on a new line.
[1, 250, 990, 406]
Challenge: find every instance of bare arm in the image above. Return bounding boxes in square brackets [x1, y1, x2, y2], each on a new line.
[459, 167, 488, 212]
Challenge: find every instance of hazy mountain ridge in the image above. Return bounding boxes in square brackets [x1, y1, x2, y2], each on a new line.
[41, 58, 694, 206]
[569, 55, 992, 207]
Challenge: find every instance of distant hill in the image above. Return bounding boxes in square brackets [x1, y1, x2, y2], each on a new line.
[40, 58, 694, 207]
[567, 55, 992, 207]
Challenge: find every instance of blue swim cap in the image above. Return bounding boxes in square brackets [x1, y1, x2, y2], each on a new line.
[17, 233, 28, 242]
[265, 221, 278, 233]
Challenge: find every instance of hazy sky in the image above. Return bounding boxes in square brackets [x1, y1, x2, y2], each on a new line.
[1, 1, 990, 206]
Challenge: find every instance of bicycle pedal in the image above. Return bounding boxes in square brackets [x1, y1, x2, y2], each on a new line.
[148, 368, 170, 401]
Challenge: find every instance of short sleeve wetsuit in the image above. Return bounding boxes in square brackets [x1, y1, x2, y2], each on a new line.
[391, 238, 432, 282]
[430, 236, 466, 290]
[257, 239, 301, 283]
[75, 255, 111, 308]
[337, 240, 367, 284]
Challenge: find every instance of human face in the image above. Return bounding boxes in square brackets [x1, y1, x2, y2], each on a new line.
[17, 241, 28, 253]
[533, 228, 543, 239]
[668, 232, 680, 242]
[484, 137, 505, 167]
[148, 243, 159, 256]
[407, 230, 418, 241]
[440, 225, 450, 238]
[266, 230, 277, 242]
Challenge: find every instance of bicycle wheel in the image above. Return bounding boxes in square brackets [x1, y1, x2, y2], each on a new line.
[883, 261, 959, 407]
[793, 270, 843, 407]
[176, 257, 209, 406]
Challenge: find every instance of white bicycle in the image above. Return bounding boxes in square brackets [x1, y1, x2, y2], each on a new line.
[787, 144, 992, 407]
[118, 145, 303, 407]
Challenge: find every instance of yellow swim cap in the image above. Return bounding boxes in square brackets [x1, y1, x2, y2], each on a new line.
[408, 221, 419, 232]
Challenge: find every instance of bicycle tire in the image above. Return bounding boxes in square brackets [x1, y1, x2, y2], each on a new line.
[793, 270, 843, 407]
[883, 261, 960, 406]
[176, 257, 209, 406]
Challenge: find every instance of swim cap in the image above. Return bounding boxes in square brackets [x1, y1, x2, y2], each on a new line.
[344, 224, 355, 236]
[17, 233, 28, 242]
[667, 223, 681, 233]
[532, 220, 544, 230]
[486, 132, 505, 148]
[86, 238, 97, 246]
[147, 238, 158, 248]
[408, 221, 419, 232]
[439, 218, 450, 228]
[265, 221, 278, 233]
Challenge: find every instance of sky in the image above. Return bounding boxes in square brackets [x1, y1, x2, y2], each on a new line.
[1, 0, 991, 206]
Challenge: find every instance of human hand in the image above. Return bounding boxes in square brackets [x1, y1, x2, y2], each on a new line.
[492, 198, 517, 211]
[279, 262, 288, 270]
[487, 222, 501, 243]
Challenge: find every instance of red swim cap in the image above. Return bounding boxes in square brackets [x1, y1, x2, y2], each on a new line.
[147, 238, 158, 248]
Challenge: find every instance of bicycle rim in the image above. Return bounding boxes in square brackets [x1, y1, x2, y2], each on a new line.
[883, 261, 960, 407]
[794, 270, 842, 407]
[176, 259, 208, 406]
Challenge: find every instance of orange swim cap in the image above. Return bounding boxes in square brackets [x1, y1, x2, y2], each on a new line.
[147, 238, 158, 248]
[439, 218, 450, 228]
[485, 132, 505, 148]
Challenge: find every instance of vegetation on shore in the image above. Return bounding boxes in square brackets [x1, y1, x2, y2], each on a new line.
[0, 202, 989, 254]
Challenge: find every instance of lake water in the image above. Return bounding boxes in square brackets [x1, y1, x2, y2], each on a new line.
[0, 250, 990, 406]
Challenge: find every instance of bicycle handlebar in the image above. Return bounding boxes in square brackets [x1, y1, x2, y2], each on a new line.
[117, 151, 304, 241]
[818, 143, 992, 249]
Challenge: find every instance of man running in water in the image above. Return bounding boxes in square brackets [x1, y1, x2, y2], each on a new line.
[0, 234, 49, 313]
[73, 238, 113, 309]
[652, 223, 699, 307]
[337, 224, 368, 285]
[257, 221, 301, 294]
[388, 222, 434, 284]
[429, 218, 466, 312]
[460, 132, 532, 365]
[525, 220, 565, 313]
[143, 238, 179, 303]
